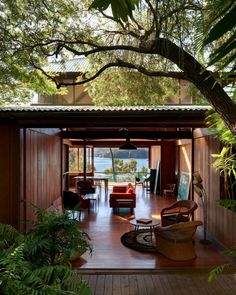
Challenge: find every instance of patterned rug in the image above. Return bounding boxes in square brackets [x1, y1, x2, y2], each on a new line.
[121, 229, 158, 252]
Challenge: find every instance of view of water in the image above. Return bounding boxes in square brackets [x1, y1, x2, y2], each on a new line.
[94, 157, 148, 173]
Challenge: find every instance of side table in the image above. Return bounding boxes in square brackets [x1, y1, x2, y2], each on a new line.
[129, 218, 160, 243]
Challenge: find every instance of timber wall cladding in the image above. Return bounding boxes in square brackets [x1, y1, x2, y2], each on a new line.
[193, 129, 236, 249]
[24, 128, 62, 223]
[0, 124, 20, 227]
[160, 142, 175, 195]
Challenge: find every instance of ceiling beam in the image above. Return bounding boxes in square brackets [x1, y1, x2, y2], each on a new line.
[62, 130, 192, 140]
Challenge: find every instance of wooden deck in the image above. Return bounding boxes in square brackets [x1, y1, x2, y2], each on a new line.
[71, 186, 236, 294]
[79, 272, 236, 295]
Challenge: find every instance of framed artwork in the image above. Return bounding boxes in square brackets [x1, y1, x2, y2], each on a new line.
[177, 172, 191, 201]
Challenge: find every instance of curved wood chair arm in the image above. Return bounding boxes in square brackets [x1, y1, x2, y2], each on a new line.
[161, 200, 198, 215]
[161, 201, 180, 212]
[161, 200, 198, 227]
[155, 220, 202, 233]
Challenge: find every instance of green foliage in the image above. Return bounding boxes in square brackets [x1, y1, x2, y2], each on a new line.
[206, 110, 236, 283]
[25, 207, 91, 266]
[139, 166, 148, 175]
[208, 264, 228, 283]
[69, 148, 78, 171]
[87, 69, 178, 106]
[104, 159, 137, 173]
[206, 112, 236, 145]
[216, 199, 236, 211]
[90, 0, 140, 22]
[0, 0, 233, 115]
[0, 223, 24, 250]
[0, 209, 91, 294]
[212, 147, 236, 178]
[207, 112, 236, 199]
[203, 0, 236, 71]
[0, 245, 90, 294]
[0, 0, 211, 105]
[187, 84, 208, 105]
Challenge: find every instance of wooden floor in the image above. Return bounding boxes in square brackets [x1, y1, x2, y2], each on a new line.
[72, 186, 230, 270]
[71, 186, 236, 294]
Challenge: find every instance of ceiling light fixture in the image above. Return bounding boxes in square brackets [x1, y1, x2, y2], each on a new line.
[119, 128, 137, 150]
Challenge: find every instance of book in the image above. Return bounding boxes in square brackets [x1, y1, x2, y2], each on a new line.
[136, 218, 152, 224]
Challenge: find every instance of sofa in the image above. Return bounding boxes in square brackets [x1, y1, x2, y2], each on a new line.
[109, 185, 136, 212]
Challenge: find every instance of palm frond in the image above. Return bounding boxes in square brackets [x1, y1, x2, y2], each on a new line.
[208, 264, 229, 283]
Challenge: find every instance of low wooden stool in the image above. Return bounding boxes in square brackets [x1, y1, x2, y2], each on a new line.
[115, 199, 134, 214]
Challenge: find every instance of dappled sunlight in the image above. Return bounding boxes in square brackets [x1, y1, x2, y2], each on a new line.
[151, 214, 161, 220]
[116, 213, 135, 222]
[177, 141, 191, 172]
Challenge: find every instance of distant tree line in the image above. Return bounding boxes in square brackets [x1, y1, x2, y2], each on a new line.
[94, 148, 148, 159]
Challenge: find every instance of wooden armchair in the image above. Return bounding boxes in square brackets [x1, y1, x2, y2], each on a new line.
[161, 200, 198, 227]
[154, 221, 202, 260]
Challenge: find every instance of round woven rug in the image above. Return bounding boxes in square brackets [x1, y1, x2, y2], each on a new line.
[121, 229, 158, 252]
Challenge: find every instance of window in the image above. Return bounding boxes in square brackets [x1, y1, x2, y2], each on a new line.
[69, 146, 93, 173]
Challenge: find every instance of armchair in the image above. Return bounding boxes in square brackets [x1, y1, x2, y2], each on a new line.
[63, 190, 90, 211]
[76, 180, 96, 195]
[154, 221, 202, 260]
[135, 177, 144, 188]
[163, 183, 176, 197]
[161, 200, 198, 227]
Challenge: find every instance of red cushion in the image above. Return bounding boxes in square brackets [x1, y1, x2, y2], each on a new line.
[127, 188, 134, 194]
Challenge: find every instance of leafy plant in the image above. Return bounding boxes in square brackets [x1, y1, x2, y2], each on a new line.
[208, 248, 236, 283]
[203, 0, 236, 72]
[208, 264, 230, 283]
[216, 199, 236, 212]
[25, 207, 91, 266]
[206, 111, 236, 200]
[212, 146, 236, 199]
[0, 243, 90, 295]
[206, 111, 236, 282]
[0, 209, 91, 294]
[90, 0, 140, 22]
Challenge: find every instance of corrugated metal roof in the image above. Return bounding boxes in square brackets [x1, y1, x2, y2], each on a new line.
[44, 57, 89, 73]
[0, 105, 211, 112]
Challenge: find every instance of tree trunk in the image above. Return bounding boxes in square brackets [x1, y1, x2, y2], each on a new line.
[110, 148, 117, 182]
[144, 38, 236, 135]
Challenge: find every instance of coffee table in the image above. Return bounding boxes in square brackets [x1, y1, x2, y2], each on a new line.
[129, 218, 160, 243]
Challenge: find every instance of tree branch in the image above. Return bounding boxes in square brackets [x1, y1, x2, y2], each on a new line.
[51, 60, 188, 88]
[29, 34, 236, 132]
[161, 4, 202, 21]
[31, 61, 60, 88]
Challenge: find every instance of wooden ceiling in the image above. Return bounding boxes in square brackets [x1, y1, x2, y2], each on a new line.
[0, 105, 209, 143]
